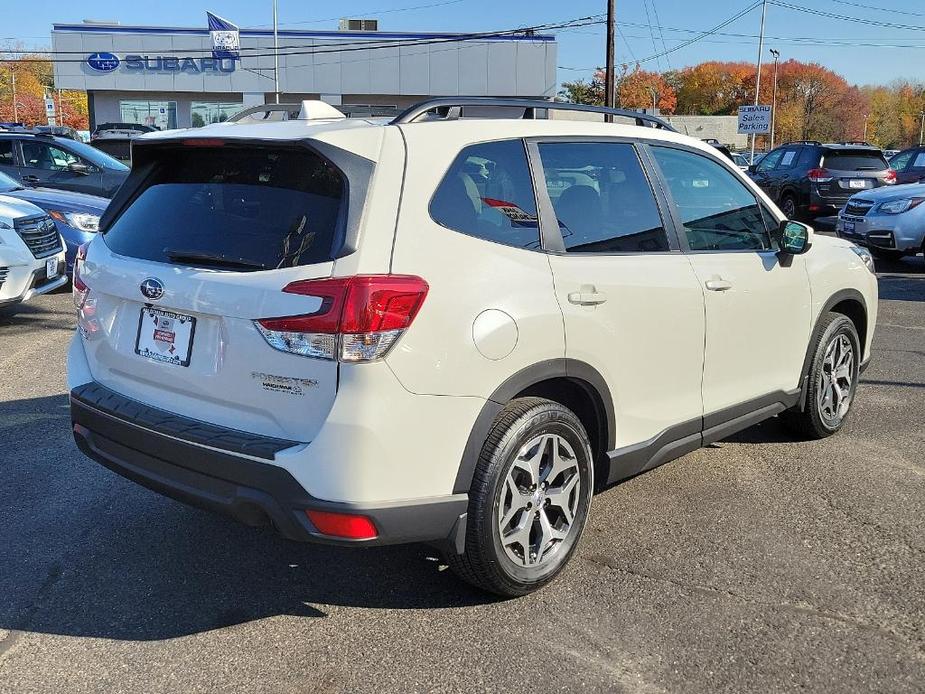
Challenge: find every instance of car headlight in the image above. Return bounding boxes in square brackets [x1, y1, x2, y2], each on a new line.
[48, 210, 101, 232]
[876, 197, 924, 215]
[850, 245, 875, 273]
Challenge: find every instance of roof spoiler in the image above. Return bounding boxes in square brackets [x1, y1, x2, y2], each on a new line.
[227, 100, 346, 123]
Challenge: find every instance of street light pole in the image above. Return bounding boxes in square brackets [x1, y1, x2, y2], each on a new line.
[11, 69, 17, 123]
[750, 0, 768, 163]
[647, 86, 657, 113]
[272, 0, 280, 104]
[920, 111, 924, 146]
[769, 48, 780, 150]
[863, 113, 870, 142]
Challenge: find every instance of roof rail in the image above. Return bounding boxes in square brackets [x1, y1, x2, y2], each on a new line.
[783, 140, 822, 146]
[838, 140, 875, 147]
[390, 97, 676, 131]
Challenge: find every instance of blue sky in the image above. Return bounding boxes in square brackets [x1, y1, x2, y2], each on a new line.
[7, 0, 925, 86]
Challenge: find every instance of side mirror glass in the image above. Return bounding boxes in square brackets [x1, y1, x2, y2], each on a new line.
[777, 220, 811, 255]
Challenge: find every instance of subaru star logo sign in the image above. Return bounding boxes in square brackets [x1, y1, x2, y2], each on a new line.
[140, 277, 165, 301]
[86, 52, 120, 72]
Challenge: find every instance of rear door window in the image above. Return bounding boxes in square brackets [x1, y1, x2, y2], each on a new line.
[822, 150, 888, 171]
[103, 145, 345, 270]
[0, 140, 14, 166]
[430, 139, 540, 250]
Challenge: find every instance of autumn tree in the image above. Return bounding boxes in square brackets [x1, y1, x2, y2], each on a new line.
[0, 45, 89, 129]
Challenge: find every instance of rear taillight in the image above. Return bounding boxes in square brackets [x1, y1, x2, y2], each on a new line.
[884, 169, 897, 184]
[254, 275, 429, 362]
[808, 168, 833, 183]
[72, 242, 90, 308]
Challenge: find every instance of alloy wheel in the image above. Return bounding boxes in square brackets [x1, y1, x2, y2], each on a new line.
[497, 433, 581, 568]
[817, 333, 854, 426]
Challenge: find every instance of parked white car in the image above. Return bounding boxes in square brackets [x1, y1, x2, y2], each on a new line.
[68, 99, 878, 596]
[0, 195, 67, 313]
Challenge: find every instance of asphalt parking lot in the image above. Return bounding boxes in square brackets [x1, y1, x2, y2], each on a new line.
[1, 254, 923, 694]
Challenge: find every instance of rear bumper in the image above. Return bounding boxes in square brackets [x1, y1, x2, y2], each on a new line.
[70, 382, 468, 548]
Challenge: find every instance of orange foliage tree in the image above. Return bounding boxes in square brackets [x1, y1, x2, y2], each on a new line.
[0, 46, 89, 129]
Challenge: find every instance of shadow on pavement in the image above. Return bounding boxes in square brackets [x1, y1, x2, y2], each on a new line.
[0, 395, 492, 643]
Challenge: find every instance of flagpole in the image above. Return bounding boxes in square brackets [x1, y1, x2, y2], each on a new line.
[273, 0, 280, 103]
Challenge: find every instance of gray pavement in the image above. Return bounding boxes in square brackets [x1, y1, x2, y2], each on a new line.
[1, 255, 924, 694]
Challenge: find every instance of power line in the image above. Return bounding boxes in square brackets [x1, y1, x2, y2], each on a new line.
[649, 0, 673, 70]
[642, 0, 662, 71]
[770, 1, 925, 32]
[254, 0, 468, 28]
[829, 0, 925, 19]
[3, 16, 602, 64]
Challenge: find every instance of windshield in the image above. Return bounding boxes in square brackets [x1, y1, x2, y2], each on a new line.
[103, 145, 346, 271]
[59, 138, 130, 171]
[0, 171, 22, 192]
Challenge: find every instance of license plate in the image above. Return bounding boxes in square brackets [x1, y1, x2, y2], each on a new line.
[843, 221, 855, 233]
[135, 307, 196, 367]
[848, 179, 866, 189]
[46, 258, 58, 278]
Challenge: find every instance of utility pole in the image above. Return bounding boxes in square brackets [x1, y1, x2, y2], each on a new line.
[863, 113, 870, 142]
[750, 0, 768, 163]
[273, 0, 280, 104]
[647, 86, 658, 113]
[604, 0, 615, 121]
[11, 69, 17, 123]
[769, 48, 780, 150]
[920, 111, 924, 146]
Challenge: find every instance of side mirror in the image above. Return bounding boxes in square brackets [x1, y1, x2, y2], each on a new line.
[776, 220, 812, 255]
[67, 161, 92, 175]
[747, 164, 758, 174]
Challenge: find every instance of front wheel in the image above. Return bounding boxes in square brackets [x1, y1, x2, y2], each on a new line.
[781, 312, 860, 439]
[447, 397, 594, 597]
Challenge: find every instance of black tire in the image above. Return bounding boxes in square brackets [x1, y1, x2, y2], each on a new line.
[781, 312, 861, 439]
[447, 397, 594, 597]
[780, 193, 798, 220]
[869, 247, 904, 262]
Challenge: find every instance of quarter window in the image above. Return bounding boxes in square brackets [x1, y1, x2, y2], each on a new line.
[0, 140, 13, 165]
[651, 146, 773, 252]
[430, 140, 540, 250]
[538, 142, 669, 253]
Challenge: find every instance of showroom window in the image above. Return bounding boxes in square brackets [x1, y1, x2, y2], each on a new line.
[119, 100, 177, 130]
[191, 102, 242, 127]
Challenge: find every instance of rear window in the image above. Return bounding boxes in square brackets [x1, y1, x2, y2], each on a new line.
[821, 150, 888, 171]
[103, 145, 345, 270]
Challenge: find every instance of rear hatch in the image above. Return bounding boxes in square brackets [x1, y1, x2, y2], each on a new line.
[77, 141, 351, 442]
[818, 149, 892, 200]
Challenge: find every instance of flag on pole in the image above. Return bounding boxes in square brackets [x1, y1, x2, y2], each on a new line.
[207, 12, 240, 60]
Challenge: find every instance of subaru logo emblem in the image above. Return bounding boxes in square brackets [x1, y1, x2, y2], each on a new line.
[86, 52, 120, 72]
[140, 277, 165, 301]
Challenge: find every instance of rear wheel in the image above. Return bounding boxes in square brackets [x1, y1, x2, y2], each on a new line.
[447, 397, 594, 597]
[781, 312, 860, 439]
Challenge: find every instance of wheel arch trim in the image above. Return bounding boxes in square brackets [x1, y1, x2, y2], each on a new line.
[797, 288, 868, 410]
[452, 359, 615, 494]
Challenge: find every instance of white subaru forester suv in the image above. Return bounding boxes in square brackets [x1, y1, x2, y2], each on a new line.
[0, 196, 67, 313]
[68, 99, 878, 596]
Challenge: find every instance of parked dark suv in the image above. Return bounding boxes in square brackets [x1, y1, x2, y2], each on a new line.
[748, 141, 894, 219]
[0, 132, 129, 198]
[888, 146, 925, 185]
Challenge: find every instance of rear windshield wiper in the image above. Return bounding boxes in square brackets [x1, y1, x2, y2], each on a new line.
[164, 249, 269, 271]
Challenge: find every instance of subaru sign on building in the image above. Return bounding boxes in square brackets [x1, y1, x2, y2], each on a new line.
[52, 21, 557, 130]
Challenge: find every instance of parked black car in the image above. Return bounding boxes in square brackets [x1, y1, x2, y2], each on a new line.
[888, 146, 925, 185]
[90, 122, 157, 163]
[748, 141, 894, 219]
[0, 132, 129, 198]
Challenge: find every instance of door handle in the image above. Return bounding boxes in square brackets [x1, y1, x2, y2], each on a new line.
[22, 175, 40, 183]
[568, 289, 608, 306]
[705, 279, 733, 292]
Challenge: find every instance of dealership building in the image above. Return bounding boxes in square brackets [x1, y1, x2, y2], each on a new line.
[51, 21, 558, 130]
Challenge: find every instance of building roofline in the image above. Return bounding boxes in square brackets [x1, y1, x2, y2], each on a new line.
[51, 23, 555, 42]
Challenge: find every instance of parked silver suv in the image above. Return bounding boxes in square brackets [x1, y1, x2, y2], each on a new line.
[836, 182, 925, 261]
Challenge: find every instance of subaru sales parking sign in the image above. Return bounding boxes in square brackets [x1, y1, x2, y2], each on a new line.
[738, 105, 772, 134]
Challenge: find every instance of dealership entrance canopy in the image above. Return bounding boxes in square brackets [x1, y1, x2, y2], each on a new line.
[51, 22, 558, 130]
